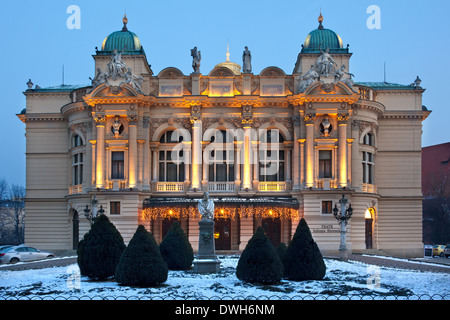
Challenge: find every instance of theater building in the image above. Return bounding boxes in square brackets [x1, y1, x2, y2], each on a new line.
[17, 14, 430, 257]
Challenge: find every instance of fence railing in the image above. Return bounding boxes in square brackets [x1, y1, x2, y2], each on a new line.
[1, 294, 448, 300]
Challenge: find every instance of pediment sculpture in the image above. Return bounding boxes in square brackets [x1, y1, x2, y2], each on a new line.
[90, 49, 144, 94]
[298, 46, 356, 93]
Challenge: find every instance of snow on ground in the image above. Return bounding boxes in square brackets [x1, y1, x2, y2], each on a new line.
[0, 256, 448, 300]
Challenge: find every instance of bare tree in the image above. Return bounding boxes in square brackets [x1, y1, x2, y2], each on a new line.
[0, 178, 8, 201]
[9, 184, 25, 244]
[423, 169, 450, 244]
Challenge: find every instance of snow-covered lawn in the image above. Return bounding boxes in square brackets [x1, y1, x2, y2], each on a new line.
[0, 256, 448, 300]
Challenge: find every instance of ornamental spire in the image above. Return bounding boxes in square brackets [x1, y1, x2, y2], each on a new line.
[122, 13, 128, 31]
[318, 11, 324, 30]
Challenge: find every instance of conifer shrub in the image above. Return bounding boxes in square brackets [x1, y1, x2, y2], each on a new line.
[236, 227, 283, 284]
[283, 218, 326, 281]
[159, 221, 194, 270]
[76, 214, 125, 280]
[115, 225, 168, 287]
[275, 243, 288, 266]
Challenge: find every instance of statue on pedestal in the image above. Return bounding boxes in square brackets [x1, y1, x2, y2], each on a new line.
[198, 192, 214, 220]
[315, 45, 337, 77]
[242, 46, 252, 73]
[193, 192, 220, 273]
[191, 47, 201, 73]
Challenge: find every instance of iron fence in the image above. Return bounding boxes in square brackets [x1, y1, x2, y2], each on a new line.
[0, 294, 448, 300]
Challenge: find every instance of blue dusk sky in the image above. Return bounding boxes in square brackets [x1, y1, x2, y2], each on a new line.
[1, 0, 449, 187]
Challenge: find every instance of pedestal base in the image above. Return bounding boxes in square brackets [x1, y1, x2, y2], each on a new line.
[339, 248, 349, 262]
[193, 258, 221, 273]
[193, 219, 221, 273]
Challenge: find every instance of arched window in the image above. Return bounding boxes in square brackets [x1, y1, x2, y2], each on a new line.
[158, 130, 184, 182]
[208, 130, 235, 182]
[363, 133, 374, 146]
[160, 130, 183, 143]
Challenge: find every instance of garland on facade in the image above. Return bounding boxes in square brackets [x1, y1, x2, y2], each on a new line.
[141, 205, 299, 221]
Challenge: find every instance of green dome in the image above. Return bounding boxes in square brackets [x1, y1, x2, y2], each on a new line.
[301, 14, 348, 54]
[98, 15, 145, 55]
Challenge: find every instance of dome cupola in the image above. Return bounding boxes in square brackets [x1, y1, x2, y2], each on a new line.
[301, 13, 348, 54]
[98, 15, 145, 55]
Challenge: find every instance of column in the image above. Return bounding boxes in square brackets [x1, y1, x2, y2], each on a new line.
[292, 116, 301, 190]
[338, 114, 349, 187]
[128, 117, 138, 188]
[152, 147, 158, 182]
[299, 139, 305, 189]
[183, 142, 191, 188]
[243, 125, 252, 189]
[347, 138, 354, 187]
[286, 149, 291, 182]
[143, 116, 150, 190]
[235, 142, 242, 190]
[305, 114, 315, 188]
[95, 115, 106, 189]
[351, 120, 362, 191]
[252, 142, 259, 190]
[202, 145, 208, 191]
[191, 119, 202, 190]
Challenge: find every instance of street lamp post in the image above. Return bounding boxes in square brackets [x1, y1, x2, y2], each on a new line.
[333, 194, 353, 261]
[83, 195, 105, 225]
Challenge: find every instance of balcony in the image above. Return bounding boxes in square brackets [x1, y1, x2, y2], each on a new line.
[363, 183, 377, 193]
[317, 180, 337, 190]
[156, 182, 185, 192]
[258, 181, 287, 192]
[69, 185, 82, 195]
[108, 180, 127, 190]
[208, 182, 235, 192]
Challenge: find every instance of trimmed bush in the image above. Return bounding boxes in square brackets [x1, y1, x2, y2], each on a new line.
[283, 218, 326, 281]
[76, 214, 125, 280]
[115, 225, 168, 287]
[275, 243, 288, 266]
[236, 227, 283, 284]
[159, 221, 194, 270]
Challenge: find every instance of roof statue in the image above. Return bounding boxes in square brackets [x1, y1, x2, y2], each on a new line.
[315, 44, 338, 77]
[242, 46, 252, 73]
[191, 47, 201, 73]
[334, 64, 354, 88]
[90, 47, 143, 94]
[108, 49, 128, 80]
[298, 65, 319, 92]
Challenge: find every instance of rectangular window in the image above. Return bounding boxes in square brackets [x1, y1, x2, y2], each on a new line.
[319, 150, 332, 178]
[72, 153, 83, 185]
[111, 151, 124, 179]
[159, 150, 184, 182]
[110, 201, 121, 215]
[259, 149, 285, 182]
[322, 201, 333, 214]
[362, 151, 375, 184]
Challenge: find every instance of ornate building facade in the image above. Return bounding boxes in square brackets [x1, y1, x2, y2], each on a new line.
[18, 15, 430, 257]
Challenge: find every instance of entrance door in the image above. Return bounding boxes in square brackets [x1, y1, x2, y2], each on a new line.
[162, 218, 180, 240]
[214, 218, 231, 250]
[365, 218, 373, 249]
[262, 217, 281, 247]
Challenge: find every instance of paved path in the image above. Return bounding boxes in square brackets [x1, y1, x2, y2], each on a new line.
[347, 254, 450, 274]
[1, 254, 449, 273]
